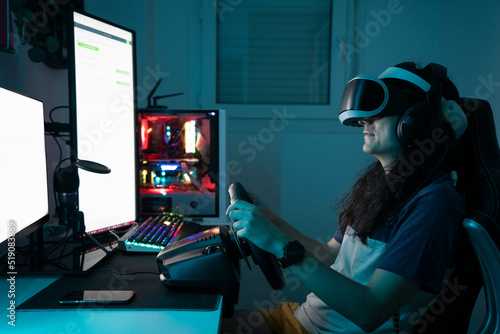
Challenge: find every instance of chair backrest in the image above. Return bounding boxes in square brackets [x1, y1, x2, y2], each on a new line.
[459, 97, 500, 333]
[415, 98, 500, 333]
[463, 213, 500, 333]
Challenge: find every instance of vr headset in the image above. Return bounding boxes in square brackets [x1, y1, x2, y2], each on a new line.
[338, 65, 468, 141]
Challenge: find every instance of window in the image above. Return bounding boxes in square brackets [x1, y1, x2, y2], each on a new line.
[215, 0, 332, 105]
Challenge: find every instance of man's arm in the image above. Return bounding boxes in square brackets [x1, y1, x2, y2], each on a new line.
[248, 194, 341, 266]
[273, 214, 341, 267]
[228, 200, 421, 332]
[289, 256, 421, 332]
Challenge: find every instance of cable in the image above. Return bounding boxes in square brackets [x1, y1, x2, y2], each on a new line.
[108, 230, 120, 241]
[108, 222, 139, 240]
[45, 106, 72, 217]
[48, 105, 69, 123]
[45, 106, 71, 162]
[15, 4, 25, 92]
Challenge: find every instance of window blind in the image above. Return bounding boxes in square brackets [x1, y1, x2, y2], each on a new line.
[216, 0, 332, 105]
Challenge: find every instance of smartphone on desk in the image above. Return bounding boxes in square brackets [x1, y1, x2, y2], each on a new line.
[58, 290, 136, 305]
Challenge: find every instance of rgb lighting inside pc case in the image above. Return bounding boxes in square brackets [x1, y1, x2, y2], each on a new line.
[138, 109, 227, 224]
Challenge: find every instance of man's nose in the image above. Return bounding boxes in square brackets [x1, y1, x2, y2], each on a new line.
[358, 119, 374, 126]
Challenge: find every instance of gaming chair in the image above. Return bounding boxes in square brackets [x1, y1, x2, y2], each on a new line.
[415, 98, 500, 333]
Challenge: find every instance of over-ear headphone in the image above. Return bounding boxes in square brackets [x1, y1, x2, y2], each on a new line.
[379, 63, 448, 146]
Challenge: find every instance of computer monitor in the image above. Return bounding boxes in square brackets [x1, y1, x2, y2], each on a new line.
[0, 87, 50, 250]
[68, 11, 137, 235]
[138, 109, 228, 225]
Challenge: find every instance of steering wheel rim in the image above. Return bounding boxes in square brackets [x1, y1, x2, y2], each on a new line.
[221, 225, 285, 290]
[247, 240, 285, 290]
[228, 182, 285, 290]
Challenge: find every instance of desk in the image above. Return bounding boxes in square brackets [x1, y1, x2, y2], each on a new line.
[1, 251, 222, 334]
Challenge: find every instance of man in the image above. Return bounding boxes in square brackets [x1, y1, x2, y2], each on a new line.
[225, 62, 468, 333]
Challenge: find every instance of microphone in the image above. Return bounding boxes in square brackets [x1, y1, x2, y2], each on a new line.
[54, 166, 79, 226]
[53, 159, 110, 226]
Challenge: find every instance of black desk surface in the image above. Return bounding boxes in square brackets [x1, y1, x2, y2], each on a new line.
[18, 250, 221, 311]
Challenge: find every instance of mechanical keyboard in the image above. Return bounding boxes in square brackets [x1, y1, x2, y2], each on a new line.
[118, 215, 186, 252]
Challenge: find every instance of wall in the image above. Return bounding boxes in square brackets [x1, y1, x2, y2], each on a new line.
[359, 0, 500, 127]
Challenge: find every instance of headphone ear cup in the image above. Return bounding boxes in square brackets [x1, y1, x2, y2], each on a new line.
[397, 102, 442, 146]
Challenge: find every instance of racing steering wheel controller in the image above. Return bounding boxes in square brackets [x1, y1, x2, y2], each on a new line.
[156, 182, 289, 317]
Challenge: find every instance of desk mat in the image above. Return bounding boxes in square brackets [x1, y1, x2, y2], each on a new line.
[18, 251, 221, 311]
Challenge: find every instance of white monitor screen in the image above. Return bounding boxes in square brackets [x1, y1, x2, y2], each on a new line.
[0, 87, 49, 244]
[71, 12, 136, 234]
